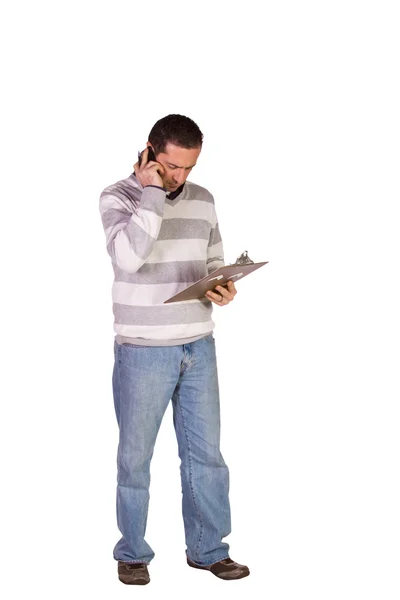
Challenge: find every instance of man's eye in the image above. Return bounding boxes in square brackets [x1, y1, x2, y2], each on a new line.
[168, 165, 177, 170]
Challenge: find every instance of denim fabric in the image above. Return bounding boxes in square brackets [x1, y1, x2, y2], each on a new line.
[112, 334, 231, 566]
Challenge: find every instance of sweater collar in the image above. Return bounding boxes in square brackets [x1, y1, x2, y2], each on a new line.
[166, 183, 185, 201]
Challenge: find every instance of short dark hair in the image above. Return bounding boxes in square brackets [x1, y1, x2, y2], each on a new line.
[148, 114, 203, 155]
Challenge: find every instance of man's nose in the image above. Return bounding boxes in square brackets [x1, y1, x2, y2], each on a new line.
[173, 169, 187, 184]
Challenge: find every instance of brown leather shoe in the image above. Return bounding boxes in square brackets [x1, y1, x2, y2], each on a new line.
[187, 556, 250, 580]
[118, 561, 150, 585]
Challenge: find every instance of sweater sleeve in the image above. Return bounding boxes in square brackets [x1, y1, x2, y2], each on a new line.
[99, 185, 166, 274]
[207, 202, 225, 274]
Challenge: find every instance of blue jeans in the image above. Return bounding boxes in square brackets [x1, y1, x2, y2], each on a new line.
[112, 334, 231, 566]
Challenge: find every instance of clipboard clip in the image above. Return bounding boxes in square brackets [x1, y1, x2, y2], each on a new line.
[233, 251, 254, 266]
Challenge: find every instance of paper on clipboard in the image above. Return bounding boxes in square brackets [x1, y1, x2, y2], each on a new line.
[163, 261, 268, 303]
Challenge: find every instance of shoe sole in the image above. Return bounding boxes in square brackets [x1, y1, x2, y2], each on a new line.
[119, 576, 150, 585]
[187, 558, 250, 580]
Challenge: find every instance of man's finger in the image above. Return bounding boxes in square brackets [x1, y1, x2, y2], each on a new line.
[206, 290, 224, 302]
[215, 285, 234, 301]
[227, 280, 237, 295]
[148, 162, 165, 176]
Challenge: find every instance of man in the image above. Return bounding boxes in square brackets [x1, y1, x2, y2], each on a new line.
[99, 114, 249, 585]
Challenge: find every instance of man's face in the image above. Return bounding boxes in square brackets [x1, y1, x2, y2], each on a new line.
[151, 143, 201, 192]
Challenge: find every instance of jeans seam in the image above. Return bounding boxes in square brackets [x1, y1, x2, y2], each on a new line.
[114, 342, 122, 427]
[118, 559, 150, 565]
[177, 394, 204, 560]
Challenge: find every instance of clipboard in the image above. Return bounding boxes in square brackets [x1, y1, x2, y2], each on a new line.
[164, 260, 268, 303]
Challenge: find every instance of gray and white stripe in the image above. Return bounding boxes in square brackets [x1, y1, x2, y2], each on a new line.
[100, 174, 225, 345]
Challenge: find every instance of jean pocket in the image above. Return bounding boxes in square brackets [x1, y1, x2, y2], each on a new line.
[204, 334, 215, 343]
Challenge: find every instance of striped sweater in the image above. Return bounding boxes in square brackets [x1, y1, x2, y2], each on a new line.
[99, 173, 224, 345]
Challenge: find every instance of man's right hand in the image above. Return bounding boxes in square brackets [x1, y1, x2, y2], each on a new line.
[134, 148, 165, 189]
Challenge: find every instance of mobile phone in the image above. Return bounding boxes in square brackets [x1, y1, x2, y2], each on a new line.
[138, 146, 156, 167]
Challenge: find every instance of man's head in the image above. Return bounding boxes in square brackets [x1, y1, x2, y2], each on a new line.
[147, 114, 203, 192]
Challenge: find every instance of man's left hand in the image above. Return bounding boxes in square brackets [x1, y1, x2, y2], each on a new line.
[206, 280, 237, 306]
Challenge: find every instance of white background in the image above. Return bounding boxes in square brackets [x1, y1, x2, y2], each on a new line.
[1, 1, 399, 598]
